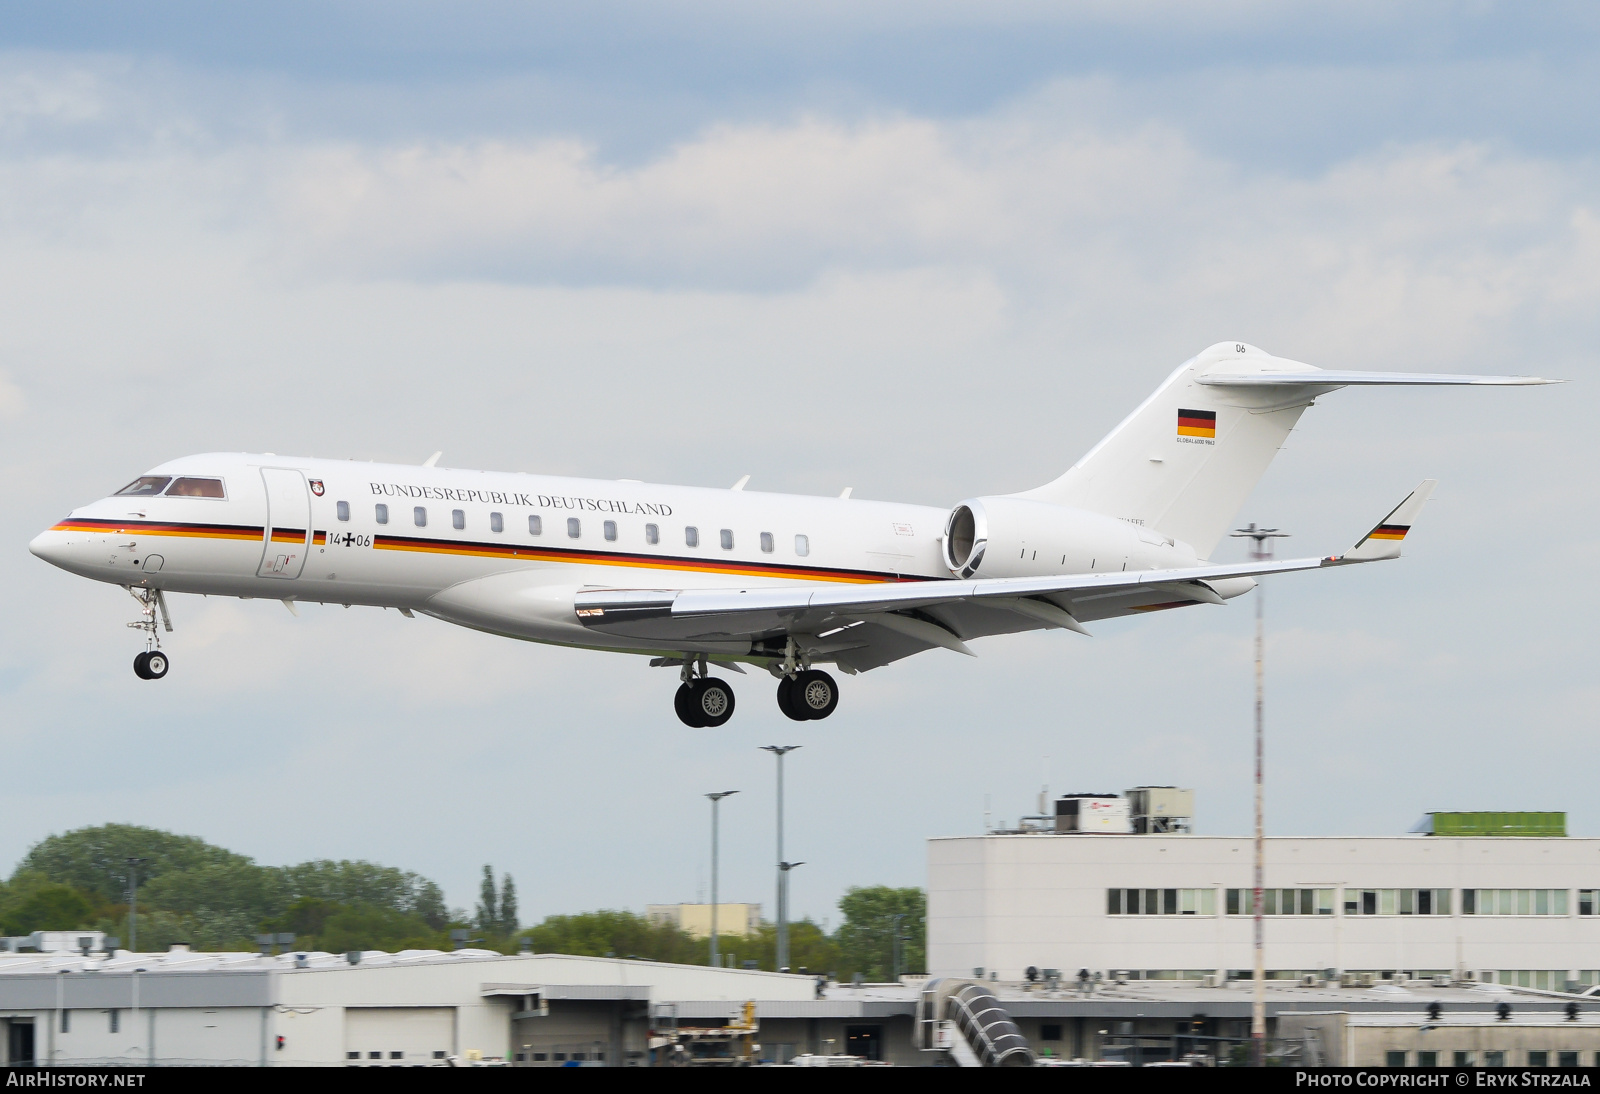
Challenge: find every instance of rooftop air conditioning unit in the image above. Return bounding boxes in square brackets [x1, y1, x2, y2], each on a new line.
[1434, 975, 1451, 988]
[1358, 973, 1376, 988]
[1339, 972, 1358, 988]
[1202, 973, 1221, 988]
[1300, 975, 1319, 988]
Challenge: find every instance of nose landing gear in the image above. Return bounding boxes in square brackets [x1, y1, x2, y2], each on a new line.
[127, 586, 173, 681]
[673, 656, 736, 727]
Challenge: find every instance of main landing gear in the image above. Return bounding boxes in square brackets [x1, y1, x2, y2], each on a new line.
[776, 670, 838, 721]
[128, 586, 173, 681]
[674, 656, 736, 728]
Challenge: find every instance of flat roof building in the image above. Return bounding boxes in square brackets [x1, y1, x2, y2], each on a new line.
[928, 831, 1600, 990]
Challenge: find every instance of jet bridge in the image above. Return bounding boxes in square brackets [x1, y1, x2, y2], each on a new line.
[913, 978, 1035, 1067]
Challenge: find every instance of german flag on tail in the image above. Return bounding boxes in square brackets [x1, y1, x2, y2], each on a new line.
[1177, 408, 1216, 439]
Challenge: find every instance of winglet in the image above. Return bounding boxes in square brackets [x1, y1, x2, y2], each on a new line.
[1332, 480, 1438, 563]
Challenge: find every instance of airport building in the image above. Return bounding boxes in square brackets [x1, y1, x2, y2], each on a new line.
[928, 796, 1600, 991]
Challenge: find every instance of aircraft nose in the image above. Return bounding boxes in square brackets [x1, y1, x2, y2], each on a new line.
[30, 528, 69, 567]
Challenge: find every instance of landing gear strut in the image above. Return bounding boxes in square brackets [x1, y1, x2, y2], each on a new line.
[674, 655, 735, 728]
[127, 586, 172, 681]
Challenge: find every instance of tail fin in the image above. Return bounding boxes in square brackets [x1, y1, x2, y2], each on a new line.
[1014, 342, 1556, 558]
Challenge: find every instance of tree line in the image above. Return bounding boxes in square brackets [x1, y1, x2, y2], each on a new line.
[0, 825, 925, 979]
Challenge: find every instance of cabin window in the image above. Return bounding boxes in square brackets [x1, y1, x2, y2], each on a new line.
[685, 526, 699, 548]
[490, 512, 503, 533]
[645, 523, 659, 545]
[603, 520, 617, 541]
[720, 529, 734, 550]
[760, 532, 774, 553]
[336, 501, 350, 522]
[375, 504, 389, 525]
[795, 534, 810, 557]
[528, 514, 542, 536]
[165, 477, 226, 498]
[114, 476, 171, 496]
[413, 506, 427, 527]
[567, 517, 581, 538]
[452, 509, 465, 530]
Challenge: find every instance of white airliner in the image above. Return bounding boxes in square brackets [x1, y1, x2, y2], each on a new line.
[30, 342, 1555, 726]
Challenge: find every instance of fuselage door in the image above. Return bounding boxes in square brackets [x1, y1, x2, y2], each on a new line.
[258, 468, 311, 579]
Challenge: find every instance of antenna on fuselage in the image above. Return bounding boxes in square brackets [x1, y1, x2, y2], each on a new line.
[423, 452, 442, 467]
[838, 487, 852, 499]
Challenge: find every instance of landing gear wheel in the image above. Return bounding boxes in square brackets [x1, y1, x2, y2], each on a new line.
[144, 651, 169, 679]
[777, 675, 810, 721]
[791, 669, 839, 720]
[133, 651, 151, 679]
[675, 683, 707, 727]
[694, 678, 736, 727]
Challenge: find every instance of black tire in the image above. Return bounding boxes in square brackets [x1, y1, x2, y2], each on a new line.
[793, 669, 838, 720]
[674, 683, 706, 727]
[776, 675, 808, 721]
[145, 651, 169, 679]
[695, 678, 736, 727]
[133, 651, 151, 680]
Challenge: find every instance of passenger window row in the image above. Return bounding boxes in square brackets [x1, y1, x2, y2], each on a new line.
[342, 502, 811, 556]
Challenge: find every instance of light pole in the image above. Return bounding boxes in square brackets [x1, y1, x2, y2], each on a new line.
[706, 791, 738, 968]
[888, 913, 907, 982]
[760, 745, 801, 971]
[125, 857, 147, 953]
[1231, 522, 1289, 1067]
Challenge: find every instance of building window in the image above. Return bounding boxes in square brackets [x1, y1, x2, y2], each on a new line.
[528, 514, 542, 536]
[1385, 1051, 1406, 1067]
[1560, 1052, 1580, 1068]
[1528, 1051, 1548, 1068]
[795, 534, 809, 556]
[1463, 889, 1567, 915]
[60, 1010, 69, 1033]
[1580, 890, 1597, 915]
[1453, 1052, 1473, 1067]
[490, 512, 503, 533]
[1040, 1024, 1062, 1042]
[368, 1051, 381, 1059]
[720, 529, 734, 550]
[347, 1051, 359, 1060]
[375, 504, 388, 524]
[432, 1051, 447, 1059]
[685, 526, 699, 547]
[567, 517, 581, 538]
[760, 532, 774, 553]
[1416, 1051, 1437, 1067]
[414, 506, 427, 527]
[336, 501, 350, 521]
[1485, 1051, 1505, 1067]
[604, 520, 617, 541]
[389, 1052, 403, 1060]
[1339, 889, 1450, 916]
[1226, 889, 1335, 915]
[645, 523, 659, 545]
[1107, 888, 1215, 915]
[452, 509, 465, 530]
[109, 1010, 119, 1033]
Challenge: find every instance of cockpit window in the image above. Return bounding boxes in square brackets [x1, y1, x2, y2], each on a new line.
[165, 477, 226, 498]
[114, 477, 171, 497]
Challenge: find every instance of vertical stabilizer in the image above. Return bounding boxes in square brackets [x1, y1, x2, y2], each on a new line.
[1013, 343, 1326, 557]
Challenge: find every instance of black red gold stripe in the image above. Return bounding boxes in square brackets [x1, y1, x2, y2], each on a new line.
[371, 533, 929, 585]
[1177, 408, 1217, 438]
[1366, 524, 1409, 541]
[51, 517, 263, 541]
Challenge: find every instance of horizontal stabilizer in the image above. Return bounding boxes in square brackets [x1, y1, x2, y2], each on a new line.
[1334, 480, 1438, 563]
[1198, 370, 1561, 387]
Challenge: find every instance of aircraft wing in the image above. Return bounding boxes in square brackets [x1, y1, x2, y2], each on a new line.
[573, 481, 1437, 672]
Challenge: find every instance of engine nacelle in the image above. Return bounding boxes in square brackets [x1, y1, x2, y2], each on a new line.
[941, 496, 1199, 579]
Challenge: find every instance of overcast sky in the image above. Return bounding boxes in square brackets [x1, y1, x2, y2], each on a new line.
[3, 2, 1596, 927]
